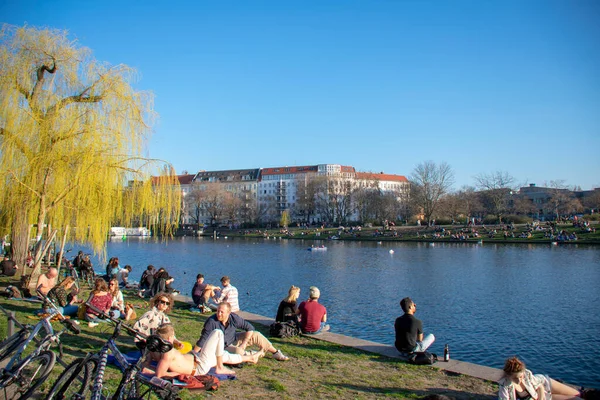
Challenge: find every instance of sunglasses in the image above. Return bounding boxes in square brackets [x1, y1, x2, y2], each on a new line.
[158, 300, 170, 306]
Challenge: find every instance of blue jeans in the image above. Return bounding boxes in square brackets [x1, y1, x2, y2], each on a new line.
[302, 322, 330, 334]
[413, 333, 436, 352]
[60, 305, 79, 317]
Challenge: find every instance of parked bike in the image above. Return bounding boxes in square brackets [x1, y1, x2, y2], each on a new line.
[46, 303, 180, 400]
[0, 292, 81, 400]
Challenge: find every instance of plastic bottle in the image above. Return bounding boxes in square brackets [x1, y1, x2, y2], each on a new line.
[444, 344, 450, 361]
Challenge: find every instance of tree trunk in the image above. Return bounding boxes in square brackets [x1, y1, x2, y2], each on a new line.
[11, 207, 30, 279]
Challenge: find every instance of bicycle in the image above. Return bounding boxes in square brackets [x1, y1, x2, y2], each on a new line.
[0, 293, 81, 400]
[46, 303, 180, 400]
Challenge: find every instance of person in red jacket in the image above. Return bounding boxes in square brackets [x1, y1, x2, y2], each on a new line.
[297, 286, 330, 334]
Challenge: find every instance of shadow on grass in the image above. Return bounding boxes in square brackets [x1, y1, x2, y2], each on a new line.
[327, 383, 496, 400]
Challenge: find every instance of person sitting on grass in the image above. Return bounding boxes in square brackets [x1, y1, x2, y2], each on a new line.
[47, 276, 80, 317]
[213, 276, 239, 312]
[108, 278, 125, 319]
[36, 266, 58, 297]
[194, 302, 289, 361]
[134, 292, 180, 349]
[143, 323, 262, 378]
[297, 286, 330, 334]
[276, 285, 300, 324]
[191, 274, 219, 312]
[85, 278, 113, 327]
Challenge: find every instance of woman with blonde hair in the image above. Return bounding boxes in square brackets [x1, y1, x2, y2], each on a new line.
[498, 356, 583, 400]
[108, 278, 125, 319]
[275, 285, 300, 323]
[47, 276, 79, 317]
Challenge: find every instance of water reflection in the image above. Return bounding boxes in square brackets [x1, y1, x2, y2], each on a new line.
[86, 238, 600, 388]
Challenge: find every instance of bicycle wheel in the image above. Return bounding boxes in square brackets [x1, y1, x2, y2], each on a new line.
[8, 350, 55, 400]
[0, 329, 28, 364]
[45, 357, 96, 400]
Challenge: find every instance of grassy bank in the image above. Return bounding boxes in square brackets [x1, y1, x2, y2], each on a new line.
[210, 222, 600, 245]
[0, 276, 498, 399]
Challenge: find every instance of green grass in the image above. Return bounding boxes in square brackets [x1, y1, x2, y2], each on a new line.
[0, 278, 499, 399]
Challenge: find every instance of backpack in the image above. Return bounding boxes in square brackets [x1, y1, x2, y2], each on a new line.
[407, 351, 437, 365]
[269, 321, 299, 338]
[176, 374, 220, 391]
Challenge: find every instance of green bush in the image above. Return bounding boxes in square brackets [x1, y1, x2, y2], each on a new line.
[504, 214, 533, 224]
[433, 218, 452, 225]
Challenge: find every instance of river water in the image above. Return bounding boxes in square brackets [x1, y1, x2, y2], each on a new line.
[86, 237, 599, 388]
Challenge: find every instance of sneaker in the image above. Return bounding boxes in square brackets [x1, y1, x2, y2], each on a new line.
[88, 322, 98, 328]
[272, 350, 289, 361]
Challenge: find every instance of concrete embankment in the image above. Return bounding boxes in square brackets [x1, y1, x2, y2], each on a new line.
[175, 294, 504, 383]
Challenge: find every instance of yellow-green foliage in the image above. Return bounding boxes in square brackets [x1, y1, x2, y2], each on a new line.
[0, 25, 180, 260]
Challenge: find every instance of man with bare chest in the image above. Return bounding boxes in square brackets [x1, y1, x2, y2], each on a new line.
[144, 324, 261, 378]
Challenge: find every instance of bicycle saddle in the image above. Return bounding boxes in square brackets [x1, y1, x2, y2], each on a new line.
[145, 334, 173, 354]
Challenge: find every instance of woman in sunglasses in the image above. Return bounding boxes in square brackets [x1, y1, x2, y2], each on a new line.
[133, 292, 181, 349]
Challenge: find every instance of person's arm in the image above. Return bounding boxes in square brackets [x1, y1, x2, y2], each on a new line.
[194, 319, 217, 351]
[322, 312, 327, 323]
[233, 314, 255, 332]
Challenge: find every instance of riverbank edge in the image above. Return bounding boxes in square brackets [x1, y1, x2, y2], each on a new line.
[174, 293, 504, 384]
[208, 234, 600, 246]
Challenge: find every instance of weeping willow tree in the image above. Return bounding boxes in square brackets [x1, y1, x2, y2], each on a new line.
[0, 25, 181, 279]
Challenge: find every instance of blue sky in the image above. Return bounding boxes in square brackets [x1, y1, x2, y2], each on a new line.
[2, 0, 599, 190]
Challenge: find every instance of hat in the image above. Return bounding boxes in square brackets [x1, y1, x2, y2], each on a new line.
[309, 286, 320, 299]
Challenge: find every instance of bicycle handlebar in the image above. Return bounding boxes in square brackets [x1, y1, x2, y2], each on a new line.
[85, 302, 147, 339]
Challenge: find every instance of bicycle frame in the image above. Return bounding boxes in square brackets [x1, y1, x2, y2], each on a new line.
[0, 309, 57, 373]
[83, 304, 177, 400]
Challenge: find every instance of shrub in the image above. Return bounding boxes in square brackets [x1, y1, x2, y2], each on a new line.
[504, 214, 533, 224]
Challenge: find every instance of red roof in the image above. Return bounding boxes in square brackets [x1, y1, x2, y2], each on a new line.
[261, 165, 319, 175]
[355, 172, 408, 182]
[177, 174, 195, 185]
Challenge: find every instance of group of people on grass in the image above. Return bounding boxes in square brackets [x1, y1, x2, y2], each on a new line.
[15, 258, 596, 398]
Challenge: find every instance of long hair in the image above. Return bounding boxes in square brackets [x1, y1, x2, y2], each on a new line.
[284, 285, 300, 303]
[92, 278, 109, 294]
[108, 278, 120, 297]
[58, 276, 75, 288]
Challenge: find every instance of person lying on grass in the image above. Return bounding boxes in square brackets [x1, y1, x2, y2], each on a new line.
[142, 323, 262, 378]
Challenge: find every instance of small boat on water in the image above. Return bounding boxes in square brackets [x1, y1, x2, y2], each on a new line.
[308, 246, 327, 251]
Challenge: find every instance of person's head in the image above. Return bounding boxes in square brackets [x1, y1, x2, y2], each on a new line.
[151, 292, 173, 313]
[503, 356, 526, 382]
[309, 286, 320, 300]
[47, 267, 58, 278]
[155, 323, 175, 342]
[93, 278, 108, 293]
[220, 276, 230, 287]
[108, 279, 120, 295]
[285, 285, 300, 302]
[400, 297, 416, 314]
[216, 302, 232, 323]
[147, 265, 155, 272]
[196, 274, 204, 283]
[59, 276, 75, 289]
[124, 265, 132, 272]
[78, 250, 83, 255]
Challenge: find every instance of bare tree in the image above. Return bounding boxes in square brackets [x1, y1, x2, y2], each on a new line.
[545, 181, 582, 219]
[409, 161, 455, 226]
[474, 171, 516, 223]
[294, 176, 319, 223]
[185, 184, 205, 229]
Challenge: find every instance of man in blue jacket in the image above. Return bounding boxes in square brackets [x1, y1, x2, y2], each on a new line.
[194, 302, 289, 361]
